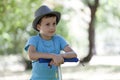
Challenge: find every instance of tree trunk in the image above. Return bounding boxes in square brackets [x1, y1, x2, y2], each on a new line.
[81, 0, 99, 63]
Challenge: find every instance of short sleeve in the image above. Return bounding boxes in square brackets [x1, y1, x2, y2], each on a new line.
[24, 36, 38, 51]
[58, 35, 68, 50]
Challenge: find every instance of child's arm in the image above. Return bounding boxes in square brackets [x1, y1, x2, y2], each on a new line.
[28, 45, 54, 60]
[28, 45, 64, 66]
[60, 45, 77, 58]
[49, 45, 77, 66]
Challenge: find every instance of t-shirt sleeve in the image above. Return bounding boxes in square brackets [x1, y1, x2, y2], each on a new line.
[59, 36, 68, 50]
[24, 37, 38, 52]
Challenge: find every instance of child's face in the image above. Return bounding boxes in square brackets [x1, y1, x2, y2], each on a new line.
[37, 16, 57, 39]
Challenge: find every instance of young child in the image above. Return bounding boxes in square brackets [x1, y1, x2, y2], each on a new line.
[24, 5, 77, 80]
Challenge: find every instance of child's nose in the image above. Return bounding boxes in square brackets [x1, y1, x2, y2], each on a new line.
[50, 25, 55, 29]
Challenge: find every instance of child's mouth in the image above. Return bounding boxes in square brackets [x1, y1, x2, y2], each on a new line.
[49, 31, 55, 33]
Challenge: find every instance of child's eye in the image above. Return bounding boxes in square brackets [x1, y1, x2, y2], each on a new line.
[46, 23, 50, 26]
[53, 22, 56, 26]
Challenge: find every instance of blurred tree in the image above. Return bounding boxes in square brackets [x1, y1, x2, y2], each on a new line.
[81, 0, 120, 62]
[81, 0, 99, 63]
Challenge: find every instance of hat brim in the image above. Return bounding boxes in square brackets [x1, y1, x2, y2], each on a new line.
[32, 11, 61, 31]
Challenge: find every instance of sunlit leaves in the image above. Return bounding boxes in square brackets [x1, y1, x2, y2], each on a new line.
[0, 0, 43, 54]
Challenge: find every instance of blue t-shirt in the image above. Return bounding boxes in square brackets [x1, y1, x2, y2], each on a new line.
[24, 34, 68, 80]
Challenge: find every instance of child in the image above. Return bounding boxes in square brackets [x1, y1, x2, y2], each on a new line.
[24, 5, 77, 80]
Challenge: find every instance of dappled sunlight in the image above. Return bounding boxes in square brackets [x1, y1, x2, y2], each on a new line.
[89, 55, 120, 66]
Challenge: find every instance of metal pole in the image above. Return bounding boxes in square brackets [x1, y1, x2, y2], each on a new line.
[58, 66, 62, 80]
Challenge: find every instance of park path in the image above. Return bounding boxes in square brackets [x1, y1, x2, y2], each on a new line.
[0, 65, 120, 80]
[0, 55, 120, 80]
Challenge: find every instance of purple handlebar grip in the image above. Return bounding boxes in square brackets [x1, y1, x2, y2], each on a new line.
[39, 58, 79, 63]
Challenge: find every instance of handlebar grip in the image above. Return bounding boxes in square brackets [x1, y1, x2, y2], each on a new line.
[39, 58, 79, 63]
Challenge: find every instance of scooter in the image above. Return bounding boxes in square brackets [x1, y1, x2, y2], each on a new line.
[39, 58, 79, 80]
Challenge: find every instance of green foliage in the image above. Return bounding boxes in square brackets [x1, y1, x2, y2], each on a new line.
[55, 5, 69, 38]
[96, 0, 120, 32]
[82, 0, 96, 6]
[1, 0, 119, 55]
[0, 0, 43, 54]
[0, 0, 69, 55]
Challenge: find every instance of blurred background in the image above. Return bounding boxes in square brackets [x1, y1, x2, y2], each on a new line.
[0, 0, 120, 80]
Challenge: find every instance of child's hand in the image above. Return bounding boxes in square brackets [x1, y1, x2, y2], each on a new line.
[50, 54, 64, 66]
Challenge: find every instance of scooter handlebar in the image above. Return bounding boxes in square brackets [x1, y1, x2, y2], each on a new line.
[39, 58, 79, 63]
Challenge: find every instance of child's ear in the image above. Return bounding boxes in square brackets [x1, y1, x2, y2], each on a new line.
[37, 24, 41, 31]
